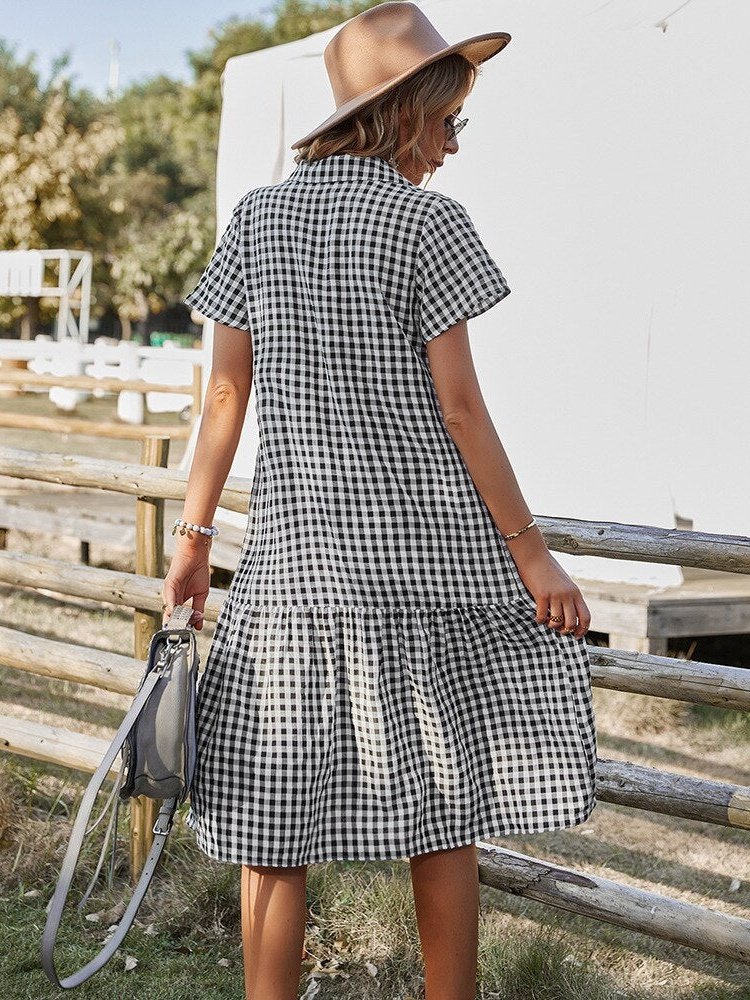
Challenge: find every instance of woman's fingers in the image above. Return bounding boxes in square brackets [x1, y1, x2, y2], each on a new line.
[572, 594, 591, 638]
[161, 580, 209, 630]
[545, 595, 585, 636]
[161, 579, 183, 621]
[189, 605, 205, 630]
[524, 570, 592, 639]
[546, 600, 566, 632]
[161, 590, 176, 617]
[184, 588, 209, 630]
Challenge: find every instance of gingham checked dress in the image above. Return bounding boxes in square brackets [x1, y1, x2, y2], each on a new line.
[182, 152, 598, 867]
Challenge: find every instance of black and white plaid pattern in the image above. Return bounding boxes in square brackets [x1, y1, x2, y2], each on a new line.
[183, 153, 597, 865]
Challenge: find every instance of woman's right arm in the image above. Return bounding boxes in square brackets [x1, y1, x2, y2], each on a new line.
[425, 319, 591, 639]
[161, 322, 253, 628]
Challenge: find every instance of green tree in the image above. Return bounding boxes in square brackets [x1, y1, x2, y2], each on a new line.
[0, 80, 122, 336]
[0, 91, 121, 249]
[0, 1, 382, 339]
[0, 40, 44, 133]
[103, 75, 213, 334]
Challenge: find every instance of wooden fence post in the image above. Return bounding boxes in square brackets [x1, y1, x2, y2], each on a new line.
[129, 435, 170, 883]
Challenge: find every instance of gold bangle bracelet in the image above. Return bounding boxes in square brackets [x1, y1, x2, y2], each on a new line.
[502, 518, 536, 541]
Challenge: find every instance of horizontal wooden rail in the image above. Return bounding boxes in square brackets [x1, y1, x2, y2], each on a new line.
[591, 646, 750, 711]
[0, 413, 191, 440]
[0, 369, 193, 394]
[0, 625, 142, 695]
[2, 552, 749, 710]
[595, 758, 750, 830]
[476, 843, 750, 964]
[0, 344, 201, 363]
[0, 715, 119, 777]
[536, 518, 750, 574]
[0, 447, 250, 511]
[1, 447, 748, 572]
[0, 552, 230, 622]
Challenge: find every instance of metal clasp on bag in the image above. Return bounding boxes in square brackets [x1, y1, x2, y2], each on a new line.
[152, 631, 187, 679]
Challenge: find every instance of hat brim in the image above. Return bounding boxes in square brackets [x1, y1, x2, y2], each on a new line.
[290, 31, 511, 151]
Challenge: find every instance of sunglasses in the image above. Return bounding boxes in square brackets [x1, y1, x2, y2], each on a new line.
[444, 112, 468, 141]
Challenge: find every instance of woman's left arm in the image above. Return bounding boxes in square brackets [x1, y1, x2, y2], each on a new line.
[161, 322, 253, 627]
[425, 321, 591, 640]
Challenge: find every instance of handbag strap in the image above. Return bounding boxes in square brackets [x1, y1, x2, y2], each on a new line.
[41, 606, 194, 989]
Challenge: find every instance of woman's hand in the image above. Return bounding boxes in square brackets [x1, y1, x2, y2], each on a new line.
[514, 549, 591, 639]
[161, 540, 211, 630]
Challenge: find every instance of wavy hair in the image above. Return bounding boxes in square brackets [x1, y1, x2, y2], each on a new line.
[293, 53, 478, 182]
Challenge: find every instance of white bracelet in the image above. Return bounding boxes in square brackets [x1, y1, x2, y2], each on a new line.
[172, 518, 219, 538]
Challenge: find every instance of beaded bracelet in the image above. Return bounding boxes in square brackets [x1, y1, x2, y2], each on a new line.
[502, 518, 536, 541]
[172, 518, 220, 541]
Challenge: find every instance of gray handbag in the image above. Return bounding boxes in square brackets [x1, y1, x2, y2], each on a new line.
[41, 603, 199, 990]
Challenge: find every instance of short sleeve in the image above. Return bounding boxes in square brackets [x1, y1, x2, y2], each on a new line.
[184, 201, 253, 331]
[414, 196, 511, 345]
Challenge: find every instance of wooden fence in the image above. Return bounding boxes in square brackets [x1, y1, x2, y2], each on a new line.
[0, 443, 749, 964]
[0, 364, 202, 440]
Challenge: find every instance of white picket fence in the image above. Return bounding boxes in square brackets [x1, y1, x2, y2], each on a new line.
[0, 336, 203, 420]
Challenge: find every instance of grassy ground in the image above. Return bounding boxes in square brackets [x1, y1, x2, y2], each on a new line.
[1, 393, 750, 998]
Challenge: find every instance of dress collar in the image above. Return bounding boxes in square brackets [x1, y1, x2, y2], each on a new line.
[287, 151, 412, 187]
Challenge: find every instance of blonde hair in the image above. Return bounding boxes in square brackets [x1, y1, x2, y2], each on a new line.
[293, 53, 478, 181]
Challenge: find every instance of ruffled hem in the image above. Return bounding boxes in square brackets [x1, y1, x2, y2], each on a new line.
[185, 597, 598, 868]
[184, 794, 598, 867]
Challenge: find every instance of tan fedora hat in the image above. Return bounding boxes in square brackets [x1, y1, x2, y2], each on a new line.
[290, 2, 511, 151]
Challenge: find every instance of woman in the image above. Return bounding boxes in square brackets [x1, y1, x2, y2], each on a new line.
[162, 4, 598, 998]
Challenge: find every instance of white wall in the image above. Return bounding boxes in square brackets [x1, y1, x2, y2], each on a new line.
[204, 0, 750, 584]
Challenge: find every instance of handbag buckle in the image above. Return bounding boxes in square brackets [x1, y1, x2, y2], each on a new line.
[153, 809, 174, 836]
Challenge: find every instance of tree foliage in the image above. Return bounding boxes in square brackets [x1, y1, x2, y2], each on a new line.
[0, 1, 379, 336]
[0, 91, 122, 249]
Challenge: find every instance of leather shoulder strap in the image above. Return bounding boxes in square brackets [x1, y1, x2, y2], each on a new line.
[41, 605, 195, 989]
